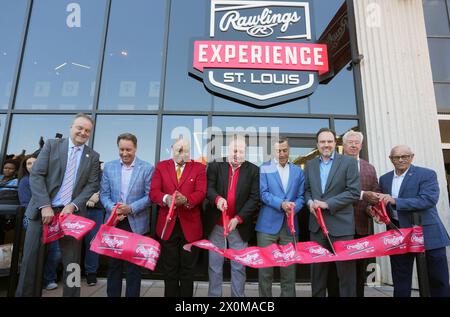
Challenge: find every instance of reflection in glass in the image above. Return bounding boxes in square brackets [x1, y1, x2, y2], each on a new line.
[0, 0, 28, 109]
[7, 115, 74, 156]
[435, 83, 450, 112]
[334, 119, 359, 135]
[98, 0, 166, 110]
[212, 116, 329, 135]
[0, 115, 7, 151]
[93, 115, 157, 164]
[428, 38, 450, 82]
[164, 0, 211, 111]
[15, 0, 107, 110]
[423, 0, 450, 36]
[160, 116, 208, 162]
[310, 68, 357, 114]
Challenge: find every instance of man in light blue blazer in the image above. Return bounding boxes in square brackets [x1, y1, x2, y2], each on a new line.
[100, 133, 154, 297]
[256, 138, 305, 297]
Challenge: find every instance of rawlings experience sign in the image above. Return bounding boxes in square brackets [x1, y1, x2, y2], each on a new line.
[190, 0, 329, 107]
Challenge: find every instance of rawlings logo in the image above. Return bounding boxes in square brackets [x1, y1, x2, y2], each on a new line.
[101, 234, 125, 249]
[48, 224, 61, 233]
[383, 236, 405, 246]
[233, 251, 263, 265]
[62, 221, 86, 230]
[411, 234, 424, 244]
[219, 8, 301, 37]
[346, 241, 370, 251]
[135, 245, 159, 261]
[307, 246, 328, 257]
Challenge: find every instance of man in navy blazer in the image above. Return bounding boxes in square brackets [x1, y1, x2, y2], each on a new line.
[256, 138, 305, 297]
[379, 145, 450, 297]
[100, 133, 154, 297]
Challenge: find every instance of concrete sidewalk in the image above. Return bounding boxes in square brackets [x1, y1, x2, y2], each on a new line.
[40, 278, 419, 297]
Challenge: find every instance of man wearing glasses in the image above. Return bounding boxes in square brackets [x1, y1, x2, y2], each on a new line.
[378, 145, 450, 297]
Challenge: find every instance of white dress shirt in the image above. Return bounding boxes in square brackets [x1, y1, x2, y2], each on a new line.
[274, 159, 290, 193]
[390, 168, 409, 220]
[120, 158, 136, 204]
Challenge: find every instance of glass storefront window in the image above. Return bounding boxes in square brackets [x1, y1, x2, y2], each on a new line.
[93, 115, 158, 164]
[334, 119, 359, 135]
[98, 0, 166, 111]
[14, 0, 107, 110]
[0, 115, 6, 151]
[6, 114, 74, 156]
[0, 0, 28, 109]
[423, 0, 450, 36]
[435, 83, 450, 113]
[163, 0, 212, 111]
[439, 120, 450, 143]
[160, 115, 208, 162]
[428, 38, 450, 82]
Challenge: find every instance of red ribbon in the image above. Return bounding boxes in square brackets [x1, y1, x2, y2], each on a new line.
[287, 205, 295, 236]
[222, 207, 230, 238]
[184, 227, 425, 268]
[316, 207, 329, 236]
[166, 193, 177, 222]
[370, 202, 391, 225]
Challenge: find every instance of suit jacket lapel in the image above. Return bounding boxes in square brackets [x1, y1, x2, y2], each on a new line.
[222, 162, 230, 198]
[74, 145, 90, 186]
[398, 165, 415, 197]
[58, 138, 69, 185]
[236, 161, 247, 197]
[178, 160, 193, 187]
[312, 157, 321, 194]
[324, 153, 342, 194]
[270, 160, 285, 194]
[285, 162, 295, 194]
[126, 159, 141, 199]
[168, 159, 178, 188]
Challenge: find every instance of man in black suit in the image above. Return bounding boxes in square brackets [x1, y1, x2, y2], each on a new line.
[16, 113, 100, 297]
[205, 135, 260, 297]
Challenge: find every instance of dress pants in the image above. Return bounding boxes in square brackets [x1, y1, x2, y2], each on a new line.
[390, 247, 450, 297]
[257, 223, 297, 297]
[208, 225, 247, 297]
[160, 218, 199, 297]
[107, 218, 142, 297]
[16, 208, 82, 297]
[310, 230, 356, 297]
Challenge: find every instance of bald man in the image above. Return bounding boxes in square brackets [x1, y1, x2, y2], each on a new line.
[205, 135, 260, 297]
[379, 145, 450, 297]
[150, 138, 206, 297]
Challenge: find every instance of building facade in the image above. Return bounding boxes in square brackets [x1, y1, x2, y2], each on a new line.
[0, 0, 449, 284]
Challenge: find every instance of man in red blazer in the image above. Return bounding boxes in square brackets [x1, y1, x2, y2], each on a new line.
[150, 138, 207, 297]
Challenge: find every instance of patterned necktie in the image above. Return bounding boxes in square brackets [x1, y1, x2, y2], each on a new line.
[60, 146, 80, 206]
[176, 164, 182, 182]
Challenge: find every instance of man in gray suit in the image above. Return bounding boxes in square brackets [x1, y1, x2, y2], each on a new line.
[304, 128, 360, 297]
[16, 113, 100, 297]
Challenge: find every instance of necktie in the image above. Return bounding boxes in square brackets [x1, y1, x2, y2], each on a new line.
[176, 164, 182, 182]
[60, 147, 80, 206]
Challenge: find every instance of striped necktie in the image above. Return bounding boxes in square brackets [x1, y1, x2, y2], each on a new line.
[60, 146, 80, 206]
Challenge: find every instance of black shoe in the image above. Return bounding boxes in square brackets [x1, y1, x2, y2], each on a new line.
[86, 273, 97, 286]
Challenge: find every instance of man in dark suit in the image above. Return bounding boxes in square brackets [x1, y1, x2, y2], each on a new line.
[379, 145, 450, 297]
[327, 130, 380, 297]
[304, 128, 360, 297]
[205, 135, 259, 297]
[150, 138, 206, 297]
[16, 113, 100, 297]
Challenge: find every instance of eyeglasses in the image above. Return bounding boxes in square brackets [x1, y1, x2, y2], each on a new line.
[390, 155, 412, 161]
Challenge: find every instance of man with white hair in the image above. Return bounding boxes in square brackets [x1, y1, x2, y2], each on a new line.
[327, 130, 380, 297]
[205, 135, 260, 297]
[379, 145, 450, 297]
[150, 138, 207, 297]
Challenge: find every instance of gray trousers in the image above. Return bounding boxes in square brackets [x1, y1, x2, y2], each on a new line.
[310, 230, 356, 297]
[257, 224, 297, 297]
[16, 217, 82, 297]
[208, 225, 247, 297]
